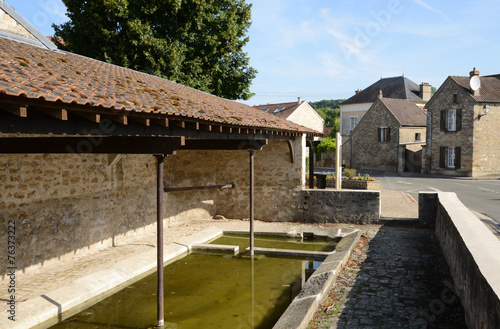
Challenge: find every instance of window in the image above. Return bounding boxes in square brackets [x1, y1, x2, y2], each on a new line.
[439, 146, 461, 169]
[378, 127, 390, 142]
[452, 93, 458, 104]
[447, 147, 455, 168]
[447, 109, 456, 131]
[274, 107, 284, 114]
[415, 133, 421, 141]
[346, 116, 358, 135]
[440, 109, 461, 132]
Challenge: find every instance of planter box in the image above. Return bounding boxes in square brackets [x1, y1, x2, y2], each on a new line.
[341, 180, 382, 190]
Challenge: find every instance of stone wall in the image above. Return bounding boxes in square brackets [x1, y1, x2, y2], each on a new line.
[346, 100, 400, 171]
[0, 137, 305, 277]
[471, 103, 500, 176]
[0, 7, 38, 42]
[298, 189, 380, 224]
[429, 192, 500, 329]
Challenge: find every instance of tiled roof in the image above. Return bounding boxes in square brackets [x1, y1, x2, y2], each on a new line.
[380, 97, 427, 126]
[341, 76, 424, 105]
[0, 37, 318, 135]
[450, 76, 500, 103]
[253, 101, 302, 119]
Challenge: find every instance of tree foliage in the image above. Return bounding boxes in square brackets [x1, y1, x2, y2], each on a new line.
[53, 0, 257, 100]
[315, 137, 336, 155]
[309, 99, 345, 110]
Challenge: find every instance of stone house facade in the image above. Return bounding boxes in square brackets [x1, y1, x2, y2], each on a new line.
[422, 68, 500, 177]
[340, 76, 430, 143]
[343, 97, 427, 172]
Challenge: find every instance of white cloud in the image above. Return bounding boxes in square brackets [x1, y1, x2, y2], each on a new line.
[411, 0, 452, 23]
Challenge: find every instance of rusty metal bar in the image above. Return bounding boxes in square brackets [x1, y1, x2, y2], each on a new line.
[164, 183, 234, 193]
[249, 149, 255, 256]
[155, 154, 165, 327]
[308, 141, 315, 188]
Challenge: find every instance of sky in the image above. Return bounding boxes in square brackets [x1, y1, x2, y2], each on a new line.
[8, 0, 500, 106]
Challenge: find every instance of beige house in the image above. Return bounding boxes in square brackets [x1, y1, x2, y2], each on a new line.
[343, 97, 427, 172]
[254, 98, 325, 134]
[422, 68, 500, 177]
[340, 76, 431, 143]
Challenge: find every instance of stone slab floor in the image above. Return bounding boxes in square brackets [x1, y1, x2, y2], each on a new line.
[308, 224, 467, 329]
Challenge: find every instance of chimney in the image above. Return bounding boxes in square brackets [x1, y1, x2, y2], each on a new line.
[355, 89, 363, 94]
[378, 89, 383, 98]
[420, 82, 432, 101]
[297, 97, 302, 104]
[470, 67, 480, 77]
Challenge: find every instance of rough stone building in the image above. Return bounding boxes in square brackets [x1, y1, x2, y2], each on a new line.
[422, 68, 500, 177]
[340, 76, 430, 143]
[0, 2, 322, 278]
[343, 97, 427, 172]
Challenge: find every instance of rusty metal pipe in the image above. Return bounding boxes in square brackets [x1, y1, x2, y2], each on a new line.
[249, 149, 255, 256]
[155, 155, 165, 327]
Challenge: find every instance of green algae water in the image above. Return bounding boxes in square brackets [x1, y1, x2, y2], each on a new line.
[49, 235, 336, 329]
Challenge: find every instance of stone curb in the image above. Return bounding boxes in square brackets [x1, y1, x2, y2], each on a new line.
[273, 230, 362, 329]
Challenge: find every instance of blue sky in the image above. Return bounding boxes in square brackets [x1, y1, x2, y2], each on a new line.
[9, 0, 500, 105]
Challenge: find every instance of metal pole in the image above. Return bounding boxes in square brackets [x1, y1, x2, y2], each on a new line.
[308, 141, 314, 188]
[155, 155, 165, 327]
[249, 149, 255, 256]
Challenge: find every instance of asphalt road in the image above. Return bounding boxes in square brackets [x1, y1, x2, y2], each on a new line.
[315, 167, 500, 225]
[366, 171, 500, 225]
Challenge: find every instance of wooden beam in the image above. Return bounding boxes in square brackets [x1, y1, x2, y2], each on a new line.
[74, 112, 100, 123]
[0, 136, 185, 154]
[152, 118, 169, 127]
[37, 108, 68, 121]
[0, 104, 27, 117]
[130, 117, 151, 127]
[182, 139, 268, 151]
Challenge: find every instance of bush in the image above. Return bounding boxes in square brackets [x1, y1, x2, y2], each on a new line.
[344, 168, 356, 179]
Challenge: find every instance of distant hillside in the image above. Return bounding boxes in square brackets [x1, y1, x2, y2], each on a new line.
[309, 99, 345, 110]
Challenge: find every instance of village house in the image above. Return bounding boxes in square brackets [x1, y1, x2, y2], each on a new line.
[343, 97, 427, 172]
[340, 76, 431, 143]
[253, 98, 325, 134]
[422, 68, 500, 177]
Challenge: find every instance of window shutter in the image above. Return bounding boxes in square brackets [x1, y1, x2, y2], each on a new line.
[377, 128, 381, 142]
[387, 128, 391, 142]
[439, 147, 446, 168]
[455, 146, 461, 169]
[346, 119, 351, 135]
[440, 110, 446, 131]
[456, 109, 462, 131]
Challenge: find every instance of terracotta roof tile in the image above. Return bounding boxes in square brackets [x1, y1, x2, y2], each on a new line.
[0, 37, 318, 135]
[253, 101, 302, 119]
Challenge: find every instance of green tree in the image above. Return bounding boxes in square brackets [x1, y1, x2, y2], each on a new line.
[53, 0, 257, 100]
[315, 137, 336, 155]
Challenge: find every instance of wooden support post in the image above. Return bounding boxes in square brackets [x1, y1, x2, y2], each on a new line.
[249, 149, 255, 256]
[155, 154, 165, 327]
[309, 141, 315, 188]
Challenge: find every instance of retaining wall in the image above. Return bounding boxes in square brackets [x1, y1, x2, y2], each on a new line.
[299, 189, 380, 224]
[424, 192, 500, 329]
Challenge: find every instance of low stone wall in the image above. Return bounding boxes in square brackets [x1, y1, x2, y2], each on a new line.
[340, 180, 382, 190]
[298, 189, 380, 224]
[426, 192, 500, 329]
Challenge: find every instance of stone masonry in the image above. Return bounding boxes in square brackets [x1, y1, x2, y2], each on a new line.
[0, 6, 38, 42]
[425, 77, 500, 177]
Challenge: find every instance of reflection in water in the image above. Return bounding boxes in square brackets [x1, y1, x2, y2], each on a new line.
[49, 236, 330, 329]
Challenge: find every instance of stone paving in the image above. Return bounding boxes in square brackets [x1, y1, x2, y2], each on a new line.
[308, 224, 467, 329]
